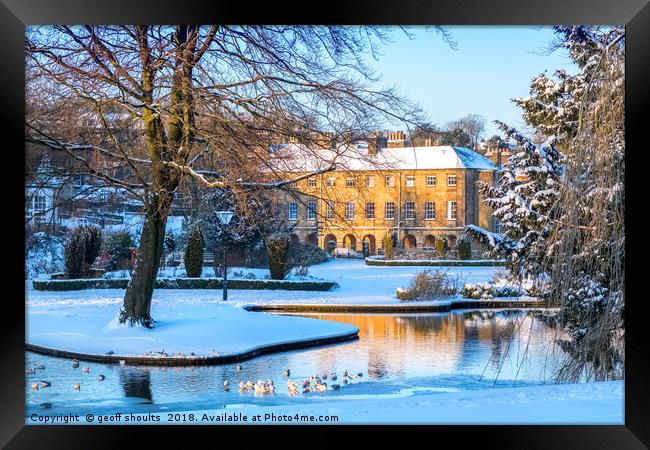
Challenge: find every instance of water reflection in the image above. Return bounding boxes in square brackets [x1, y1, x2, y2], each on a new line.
[120, 367, 153, 402]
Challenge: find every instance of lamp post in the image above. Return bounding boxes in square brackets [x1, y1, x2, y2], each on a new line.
[215, 210, 235, 301]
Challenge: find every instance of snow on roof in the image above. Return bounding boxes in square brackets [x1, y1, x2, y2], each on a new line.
[270, 144, 497, 173]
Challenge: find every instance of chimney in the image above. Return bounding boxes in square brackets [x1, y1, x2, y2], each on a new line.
[387, 131, 405, 148]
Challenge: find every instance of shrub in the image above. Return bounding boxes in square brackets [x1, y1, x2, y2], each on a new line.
[457, 235, 472, 260]
[184, 224, 204, 277]
[396, 269, 462, 301]
[163, 231, 177, 267]
[266, 233, 290, 280]
[435, 238, 447, 256]
[382, 232, 396, 259]
[288, 242, 331, 267]
[103, 230, 135, 271]
[64, 226, 90, 278]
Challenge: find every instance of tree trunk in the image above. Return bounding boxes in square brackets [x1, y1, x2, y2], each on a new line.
[119, 194, 170, 328]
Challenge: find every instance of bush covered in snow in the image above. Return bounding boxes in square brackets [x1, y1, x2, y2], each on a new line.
[288, 242, 331, 267]
[461, 282, 526, 299]
[396, 269, 462, 301]
[26, 232, 65, 279]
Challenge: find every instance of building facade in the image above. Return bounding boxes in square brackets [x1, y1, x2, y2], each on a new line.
[278, 144, 498, 255]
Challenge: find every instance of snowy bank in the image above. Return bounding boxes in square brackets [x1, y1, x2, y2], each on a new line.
[27, 289, 359, 364]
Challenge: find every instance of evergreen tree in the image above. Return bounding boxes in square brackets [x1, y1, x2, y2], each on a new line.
[64, 227, 86, 278]
[184, 225, 204, 278]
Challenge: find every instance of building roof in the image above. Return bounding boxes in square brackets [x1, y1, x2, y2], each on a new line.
[270, 144, 497, 173]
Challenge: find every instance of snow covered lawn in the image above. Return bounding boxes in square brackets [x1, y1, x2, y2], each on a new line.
[27, 288, 358, 359]
[150, 380, 625, 424]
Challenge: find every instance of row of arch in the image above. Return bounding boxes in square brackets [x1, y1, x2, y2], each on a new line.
[291, 232, 458, 255]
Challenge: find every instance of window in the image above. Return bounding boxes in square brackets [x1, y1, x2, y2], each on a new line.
[426, 175, 436, 187]
[365, 202, 375, 220]
[346, 177, 355, 188]
[326, 201, 335, 219]
[405, 201, 415, 219]
[494, 219, 501, 234]
[425, 201, 436, 220]
[385, 176, 395, 187]
[288, 202, 298, 220]
[405, 176, 415, 187]
[33, 194, 47, 223]
[446, 201, 457, 220]
[345, 201, 355, 219]
[447, 175, 457, 186]
[307, 201, 317, 220]
[327, 177, 336, 187]
[307, 178, 316, 188]
[365, 176, 375, 188]
[385, 201, 395, 220]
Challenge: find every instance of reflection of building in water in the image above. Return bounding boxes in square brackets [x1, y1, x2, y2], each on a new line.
[310, 313, 467, 376]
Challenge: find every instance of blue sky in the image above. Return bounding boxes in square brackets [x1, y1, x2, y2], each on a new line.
[365, 26, 579, 138]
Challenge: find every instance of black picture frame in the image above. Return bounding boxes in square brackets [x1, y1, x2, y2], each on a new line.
[5, 0, 648, 447]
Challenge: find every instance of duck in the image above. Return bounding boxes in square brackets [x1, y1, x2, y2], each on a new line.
[322, 374, 328, 380]
[246, 380, 254, 390]
[41, 402, 52, 409]
[357, 372, 363, 378]
[35, 363, 45, 370]
[98, 375, 105, 382]
[331, 384, 341, 390]
[39, 381, 51, 388]
[283, 369, 290, 377]
[302, 379, 311, 389]
[223, 380, 230, 391]
[82, 367, 90, 374]
[342, 378, 348, 385]
[287, 379, 299, 395]
[72, 360, 80, 368]
[236, 365, 243, 372]
[331, 374, 337, 381]
[105, 351, 114, 355]
[314, 382, 327, 392]
[73, 383, 81, 390]
[303, 386, 312, 394]
[239, 381, 246, 391]
[342, 370, 348, 378]
[25, 368, 35, 374]
[31, 382, 39, 390]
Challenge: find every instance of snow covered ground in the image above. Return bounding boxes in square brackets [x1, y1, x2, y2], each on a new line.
[152, 380, 623, 425]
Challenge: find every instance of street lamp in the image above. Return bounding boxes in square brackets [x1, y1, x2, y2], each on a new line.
[215, 210, 235, 301]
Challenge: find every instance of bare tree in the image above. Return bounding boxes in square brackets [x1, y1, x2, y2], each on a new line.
[447, 114, 486, 150]
[25, 25, 439, 327]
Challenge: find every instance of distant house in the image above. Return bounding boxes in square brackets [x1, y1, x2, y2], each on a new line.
[272, 134, 499, 255]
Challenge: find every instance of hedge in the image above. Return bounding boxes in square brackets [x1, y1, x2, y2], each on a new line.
[33, 277, 339, 292]
[365, 258, 506, 267]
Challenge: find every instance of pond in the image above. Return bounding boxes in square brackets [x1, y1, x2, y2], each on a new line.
[25, 309, 567, 417]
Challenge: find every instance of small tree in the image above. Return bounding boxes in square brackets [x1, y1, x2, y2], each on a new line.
[184, 225, 204, 278]
[382, 232, 396, 259]
[104, 231, 135, 271]
[266, 233, 290, 280]
[64, 227, 86, 278]
[457, 235, 472, 260]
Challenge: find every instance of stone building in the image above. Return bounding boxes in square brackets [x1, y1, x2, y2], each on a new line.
[274, 139, 498, 255]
